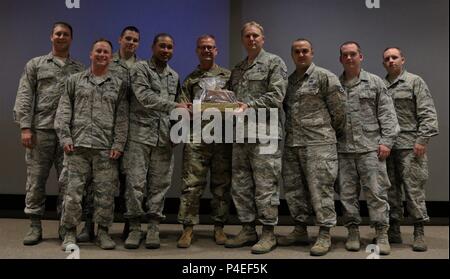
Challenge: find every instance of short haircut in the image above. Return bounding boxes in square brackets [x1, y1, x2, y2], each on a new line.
[91, 38, 113, 51]
[52, 21, 73, 38]
[340, 41, 362, 55]
[120, 26, 140, 38]
[196, 34, 216, 46]
[383, 47, 404, 58]
[152, 33, 174, 46]
[241, 21, 264, 37]
[291, 38, 314, 52]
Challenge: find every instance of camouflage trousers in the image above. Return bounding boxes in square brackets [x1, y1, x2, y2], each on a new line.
[59, 159, 125, 220]
[337, 151, 390, 228]
[24, 129, 64, 217]
[387, 149, 429, 223]
[283, 145, 338, 228]
[178, 143, 232, 225]
[231, 142, 281, 226]
[123, 141, 173, 221]
[61, 147, 118, 228]
[58, 163, 93, 220]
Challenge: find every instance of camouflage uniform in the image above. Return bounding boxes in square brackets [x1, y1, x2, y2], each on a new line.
[69, 52, 141, 220]
[384, 70, 439, 223]
[123, 58, 180, 222]
[177, 65, 232, 225]
[283, 63, 346, 228]
[13, 52, 84, 218]
[55, 70, 129, 228]
[337, 69, 399, 228]
[228, 49, 288, 226]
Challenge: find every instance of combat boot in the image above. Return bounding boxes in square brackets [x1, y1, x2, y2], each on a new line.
[23, 216, 42, 246]
[345, 225, 361, 251]
[178, 225, 194, 248]
[375, 226, 391, 255]
[412, 222, 427, 252]
[61, 227, 77, 251]
[251, 225, 277, 254]
[310, 227, 332, 256]
[77, 217, 95, 243]
[277, 224, 309, 246]
[124, 219, 142, 249]
[145, 220, 160, 249]
[388, 220, 402, 244]
[96, 226, 116, 250]
[224, 222, 258, 248]
[213, 224, 227, 245]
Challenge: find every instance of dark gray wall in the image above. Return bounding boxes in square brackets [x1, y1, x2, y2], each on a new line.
[230, 0, 449, 201]
[0, 0, 448, 202]
[0, 0, 230, 197]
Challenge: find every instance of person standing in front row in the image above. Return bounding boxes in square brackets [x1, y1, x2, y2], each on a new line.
[56, 39, 129, 250]
[279, 38, 346, 256]
[336, 41, 399, 255]
[225, 21, 288, 254]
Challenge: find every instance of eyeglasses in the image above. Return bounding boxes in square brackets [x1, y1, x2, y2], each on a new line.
[197, 45, 216, 51]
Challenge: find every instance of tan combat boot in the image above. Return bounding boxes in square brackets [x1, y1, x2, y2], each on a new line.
[224, 222, 258, 248]
[23, 216, 42, 246]
[76, 217, 95, 243]
[145, 220, 160, 249]
[251, 225, 277, 254]
[213, 224, 227, 245]
[178, 225, 194, 248]
[96, 226, 116, 250]
[61, 227, 77, 251]
[388, 220, 402, 244]
[310, 227, 332, 256]
[345, 225, 361, 251]
[412, 222, 427, 252]
[277, 224, 309, 246]
[124, 218, 142, 249]
[375, 226, 391, 255]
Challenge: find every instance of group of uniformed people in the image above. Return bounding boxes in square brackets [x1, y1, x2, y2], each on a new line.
[14, 21, 439, 256]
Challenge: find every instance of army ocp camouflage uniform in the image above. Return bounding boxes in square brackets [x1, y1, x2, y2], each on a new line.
[283, 63, 346, 228]
[337, 69, 399, 228]
[177, 65, 232, 225]
[55, 70, 129, 228]
[384, 70, 439, 223]
[228, 49, 287, 226]
[13, 52, 84, 218]
[123, 57, 180, 222]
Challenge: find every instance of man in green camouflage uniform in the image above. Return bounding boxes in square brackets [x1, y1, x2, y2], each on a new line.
[224, 22, 288, 254]
[56, 39, 129, 250]
[176, 35, 232, 248]
[337, 41, 399, 255]
[75, 26, 141, 243]
[13, 22, 84, 245]
[382, 47, 439, 252]
[123, 33, 189, 249]
[279, 39, 346, 256]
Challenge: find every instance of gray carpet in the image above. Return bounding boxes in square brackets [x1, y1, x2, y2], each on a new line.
[0, 218, 447, 259]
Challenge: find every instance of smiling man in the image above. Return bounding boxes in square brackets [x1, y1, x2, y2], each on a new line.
[75, 26, 142, 244]
[279, 38, 346, 256]
[123, 33, 189, 249]
[176, 35, 232, 248]
[382, 47, 439, 252]
[13, 22, 84, 246]
[55, 39, 129, 251]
